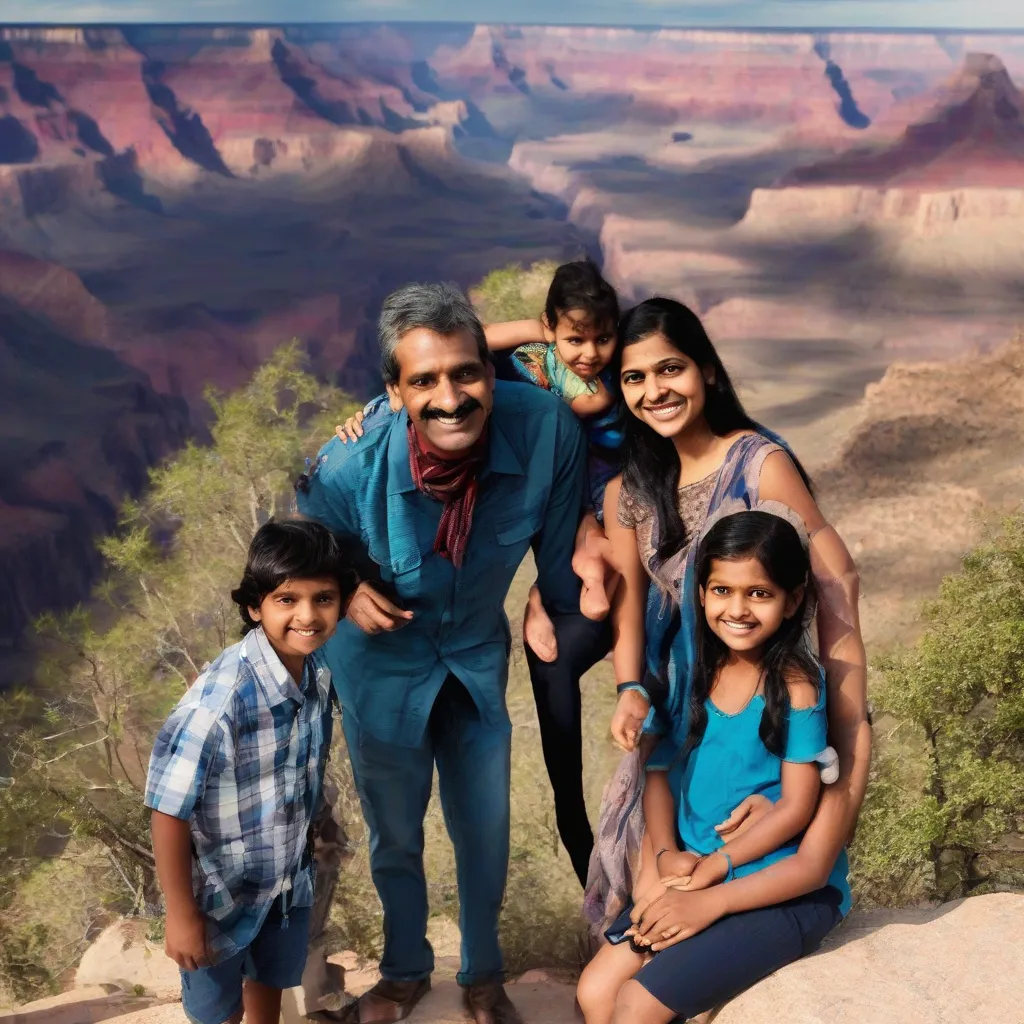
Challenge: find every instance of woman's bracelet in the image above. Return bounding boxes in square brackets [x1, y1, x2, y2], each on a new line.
[713, 849, 735, 882]
[616, 681, 651, 703]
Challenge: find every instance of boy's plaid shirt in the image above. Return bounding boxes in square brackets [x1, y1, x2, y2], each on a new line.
[145, 627, 334, 960]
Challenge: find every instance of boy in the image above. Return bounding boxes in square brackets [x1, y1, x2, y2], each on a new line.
[145, 519, 354, 1024]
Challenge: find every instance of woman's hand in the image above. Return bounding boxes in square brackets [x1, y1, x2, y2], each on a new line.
[611, 689, 650, 751]
[633, 873, 668, 909]
[335, 409, 365, 444]
[656, 849, 699, 882]
[668, 850, 729, 891]
[629, 885, 730, 952]
[715, 794, 773, 842]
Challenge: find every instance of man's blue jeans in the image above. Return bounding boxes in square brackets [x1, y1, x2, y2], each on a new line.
[342, 675, 511, 987]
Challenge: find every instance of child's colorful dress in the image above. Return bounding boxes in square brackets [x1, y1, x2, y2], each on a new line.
[510, 341, 623, 521]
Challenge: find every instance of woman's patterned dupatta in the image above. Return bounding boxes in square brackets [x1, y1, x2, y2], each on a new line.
[582, 431, 796, 934]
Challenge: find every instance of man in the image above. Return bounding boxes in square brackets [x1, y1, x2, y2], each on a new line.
[297, 282, 588, 1024]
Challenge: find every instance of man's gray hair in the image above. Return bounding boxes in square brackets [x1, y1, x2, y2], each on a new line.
[378, 282, 490, 385]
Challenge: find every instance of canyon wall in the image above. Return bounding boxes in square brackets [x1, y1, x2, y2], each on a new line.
[742, 184, 1024, 233]
[4, 23, 1024, 668]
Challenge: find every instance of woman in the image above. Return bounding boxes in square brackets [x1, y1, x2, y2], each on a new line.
[581, 298, 871, 1022]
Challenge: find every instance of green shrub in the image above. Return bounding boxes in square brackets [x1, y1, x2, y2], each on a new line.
[851, 512, 1024, 904]
[470, 260, 559, 323]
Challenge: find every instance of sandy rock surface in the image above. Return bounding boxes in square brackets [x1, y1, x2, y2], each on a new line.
[75, 919, 182, 1001]
[58, 893, 1024, 1024]
[712, 893, 1024, 1024]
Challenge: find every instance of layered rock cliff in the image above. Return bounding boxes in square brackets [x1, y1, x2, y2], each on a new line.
[781, 52, 1024, 188]
[0, 257, 189, 647]
[732, 54, 1024, 305]
[4, 25, 1024, 672]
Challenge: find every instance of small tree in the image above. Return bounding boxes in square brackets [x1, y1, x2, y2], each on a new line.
[852, 511, 1024, 903]
[469, 259, 559, 323]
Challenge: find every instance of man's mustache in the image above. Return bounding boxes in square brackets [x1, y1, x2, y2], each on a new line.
[420, 398, 483, 421]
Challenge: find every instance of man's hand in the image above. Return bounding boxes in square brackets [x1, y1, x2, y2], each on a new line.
[610, 689, 649, 751]
[523, 586, 558, 663]
[629, 885, 729, 952]
[164, 905, 210, 972]
[346, 582, 414, 635]
[572, 517, 614, 621]
[715, 794, 774, 843]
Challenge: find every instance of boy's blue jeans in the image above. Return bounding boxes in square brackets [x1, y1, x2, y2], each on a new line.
[342, 674, 511, 987]
[180, 897, 310, 1024]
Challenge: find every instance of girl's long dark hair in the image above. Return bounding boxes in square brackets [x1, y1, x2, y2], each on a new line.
[618, 298, 812, 563]
[685, 511, 818, 759]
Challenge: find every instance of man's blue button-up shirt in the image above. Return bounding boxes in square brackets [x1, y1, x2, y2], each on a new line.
[297, 380, 586, 747]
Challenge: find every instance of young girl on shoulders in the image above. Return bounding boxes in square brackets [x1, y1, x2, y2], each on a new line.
[486, 257, 620, 423]
[577, 508, 848, 1024]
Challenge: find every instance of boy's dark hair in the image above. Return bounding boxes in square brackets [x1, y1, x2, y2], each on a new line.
[685, 510, 818, 761]
[230, 519, 356, 636]
[544, 257, 619, 333]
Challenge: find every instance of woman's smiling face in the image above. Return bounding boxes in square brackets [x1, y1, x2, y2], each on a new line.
[619, 331, 711, 439]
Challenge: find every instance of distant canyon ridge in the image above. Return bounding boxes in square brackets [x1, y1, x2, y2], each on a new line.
[2, 23, 1024, 664]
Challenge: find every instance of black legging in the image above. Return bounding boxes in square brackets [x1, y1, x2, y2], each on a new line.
[525, 610, 613, 887]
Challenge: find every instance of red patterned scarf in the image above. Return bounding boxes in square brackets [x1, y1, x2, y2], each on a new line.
[407, 419, 488, 567]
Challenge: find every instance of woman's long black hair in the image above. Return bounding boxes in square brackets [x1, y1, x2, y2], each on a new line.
[684, 510, 818, 760]
[618, 298, 812, 563]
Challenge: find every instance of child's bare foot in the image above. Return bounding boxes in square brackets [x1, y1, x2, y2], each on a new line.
[575, 539, 620, 621]
[580, 582, 610, 621]
[524, 586, 558, 662]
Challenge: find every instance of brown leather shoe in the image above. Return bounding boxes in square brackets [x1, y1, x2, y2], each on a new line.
[461, 983, 524, 1024]
[314, 978, 431, 1023]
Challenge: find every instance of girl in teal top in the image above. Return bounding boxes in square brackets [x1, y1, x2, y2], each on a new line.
[578, 508, 847, 1024]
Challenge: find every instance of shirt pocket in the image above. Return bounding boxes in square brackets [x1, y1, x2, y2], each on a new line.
[493, 510, 543, 568]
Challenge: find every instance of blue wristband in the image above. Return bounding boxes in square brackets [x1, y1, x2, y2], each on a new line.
[616, 682, 651, 703]
[721, 850, 734, 882]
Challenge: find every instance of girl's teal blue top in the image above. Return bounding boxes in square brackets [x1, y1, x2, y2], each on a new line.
[659, 675, 851, 916]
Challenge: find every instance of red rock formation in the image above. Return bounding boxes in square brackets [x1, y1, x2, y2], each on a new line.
[0, 29, 182, 169]
[5, 23, 1024, 672]
[783, 54, 1024, 188]
[428, 26, 966, 133]
[0, 250, 112, 344]
[0, 264, 190, 645]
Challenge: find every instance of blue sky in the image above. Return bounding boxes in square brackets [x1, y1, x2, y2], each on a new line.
[1, 0, 1022, 30]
